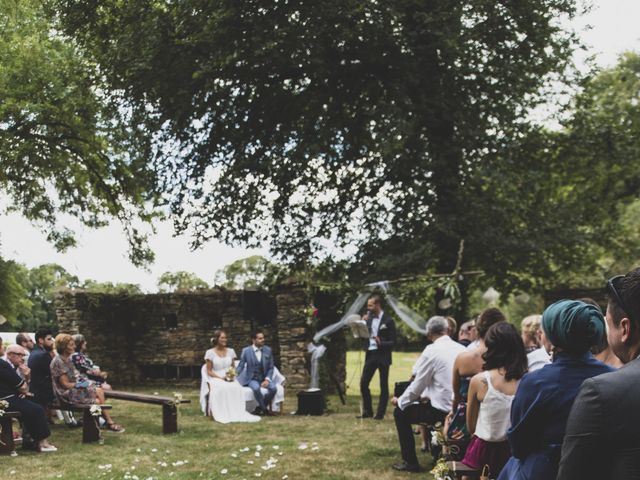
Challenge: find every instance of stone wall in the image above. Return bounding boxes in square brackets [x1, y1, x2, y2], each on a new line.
[55, 285, 345, 394]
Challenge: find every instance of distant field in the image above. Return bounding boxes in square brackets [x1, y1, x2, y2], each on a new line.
[345, 350, 421, 397]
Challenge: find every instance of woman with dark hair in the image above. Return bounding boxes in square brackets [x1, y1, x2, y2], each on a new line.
[461, 322, 527, 478]
[200, 330, 261, 424]
[497, 300, 614, 480]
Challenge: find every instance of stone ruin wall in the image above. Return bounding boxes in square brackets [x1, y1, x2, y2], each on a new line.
[54, 285, 346, 395]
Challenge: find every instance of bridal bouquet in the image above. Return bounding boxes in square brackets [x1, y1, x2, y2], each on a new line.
[225, 365, 237, 382]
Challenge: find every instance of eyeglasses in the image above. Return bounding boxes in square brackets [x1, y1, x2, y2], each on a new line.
[8, 352, 26, 357]
[607, 275, 636, 324]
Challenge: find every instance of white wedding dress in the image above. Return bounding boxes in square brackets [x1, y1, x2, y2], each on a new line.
[203, 348, 261, 424]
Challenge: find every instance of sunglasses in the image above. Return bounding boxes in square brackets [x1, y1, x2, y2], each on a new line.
[607, 275, 636, 325]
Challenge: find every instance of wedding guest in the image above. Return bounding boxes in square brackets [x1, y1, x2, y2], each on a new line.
[520, 315, 542, 353]
[0, 352, 56, 452]
[50, 334, 124, 433]
[446, 316, 458, 340]
[577, 297, 625, 369]
[237, 330, 277, 415]
[499, 300, 614, 480]
[5, 345, 31, 383]
[71, 334, 111, 389]
[28, 328, 55, 408]
[558, 270, 640, 479]
[457, 320, 477, 347]
[201, 330, 260, 423]
[446, 308, 507, 445]
[461, 322, 527, 478]
[390, 316, 466, 472]
[15, 333, 35, 362]
[526, 319, 551, 372]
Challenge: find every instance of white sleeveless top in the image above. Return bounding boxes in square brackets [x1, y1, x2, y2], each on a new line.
[474, 370, 514, 442]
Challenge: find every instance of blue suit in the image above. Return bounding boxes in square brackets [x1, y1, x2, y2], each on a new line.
[237, 345, 277, 411]
[498, 352, 614, 480]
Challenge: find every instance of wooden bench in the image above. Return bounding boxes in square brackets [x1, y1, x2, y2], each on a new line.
[53, 401, 113, 443]
[446, 461, 482, 479]
[104, 390, 190, 434]
[0, 411, 21, 455]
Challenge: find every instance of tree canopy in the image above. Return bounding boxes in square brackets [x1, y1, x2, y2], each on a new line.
[0, 0, 159, 265]
[157, 271, 209, 292]
[214, 255, 279, 290]
[51, 0, 586, 279]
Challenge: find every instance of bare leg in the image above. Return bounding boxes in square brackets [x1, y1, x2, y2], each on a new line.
[95, 387, 116, 426]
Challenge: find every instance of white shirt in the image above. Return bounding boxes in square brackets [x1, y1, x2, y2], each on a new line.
[466, 339, 480, 351]
[368, 310, 383, 351]
[527, 347, 551, 372]
[399, 335, 466, 412]
[253, 345, 262, 363]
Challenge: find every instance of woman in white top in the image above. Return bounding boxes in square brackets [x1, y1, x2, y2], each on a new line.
[203, 330, 260, 424]
[462, 322, 528, 479]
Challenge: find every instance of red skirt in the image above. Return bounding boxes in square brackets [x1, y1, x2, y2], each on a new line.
[462, 435, 511, 477]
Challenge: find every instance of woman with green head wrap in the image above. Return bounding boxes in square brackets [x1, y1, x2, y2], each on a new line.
[498, 300, 615, 480]
[541, 300, 606, 354]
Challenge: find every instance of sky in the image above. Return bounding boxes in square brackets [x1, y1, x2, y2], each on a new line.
[1, 0, 640, 292]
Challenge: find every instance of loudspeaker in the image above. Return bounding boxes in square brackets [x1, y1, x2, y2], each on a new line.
[296, 389, 325, 416]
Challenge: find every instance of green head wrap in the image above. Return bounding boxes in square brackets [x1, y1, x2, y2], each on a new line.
[541, 300, 605, 353]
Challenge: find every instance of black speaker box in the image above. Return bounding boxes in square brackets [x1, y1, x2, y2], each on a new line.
[296, 389, 325, 416]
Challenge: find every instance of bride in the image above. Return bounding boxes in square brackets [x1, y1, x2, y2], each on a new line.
[203, 330, 261, 424]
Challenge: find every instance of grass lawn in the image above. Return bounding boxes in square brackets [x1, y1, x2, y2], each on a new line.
[3, 351, 435, 480]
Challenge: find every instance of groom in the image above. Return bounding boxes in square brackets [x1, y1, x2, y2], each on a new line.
[237, 330, 277, 415]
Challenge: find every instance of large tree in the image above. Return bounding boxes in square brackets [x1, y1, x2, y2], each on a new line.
[52, 1, 593, 281]
[1, 0, 159, 265]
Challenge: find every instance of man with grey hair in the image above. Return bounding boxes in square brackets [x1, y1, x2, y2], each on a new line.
[390, 316, 466, 472]
[5, 344, 31, 383]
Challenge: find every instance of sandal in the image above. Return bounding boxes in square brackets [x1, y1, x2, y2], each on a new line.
[106, 423, 125, 433]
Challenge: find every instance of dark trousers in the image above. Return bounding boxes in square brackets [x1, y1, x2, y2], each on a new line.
[393, 402, 447, 466]
[6, 395, 51, 442]
[360, 350, 390, 417]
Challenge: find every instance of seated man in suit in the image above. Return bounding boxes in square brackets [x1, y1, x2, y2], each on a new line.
[1, 351, 57, 452]
[558, 268, 640, 480]
[236, 330, 277, 415]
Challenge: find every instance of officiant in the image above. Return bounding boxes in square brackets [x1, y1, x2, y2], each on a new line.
[357, 294, 397, 420]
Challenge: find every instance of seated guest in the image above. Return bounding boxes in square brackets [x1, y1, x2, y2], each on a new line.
[457, 320, 477, 347]
[462, 322, 527, 478]
[499, 300, 614, 480]
[390, 316, 466, 472]
[558, 270, 640, 479]
[577, 297, 625, 369]
[15, 333, 35, 362]
[446, 308, 506, 445]
[28, 328, 55, 408]
[5, 345, 31, 383]
[521, 314, 542, 353]
[237, 330, 278, 415]
[71, 334, 111, 389]
[526, 318, 551, 372]
[200, 330, 260, 423]
[50, 333, 124, 433]
[0, 348, 56, 452]
[446, 316, 458, 340]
